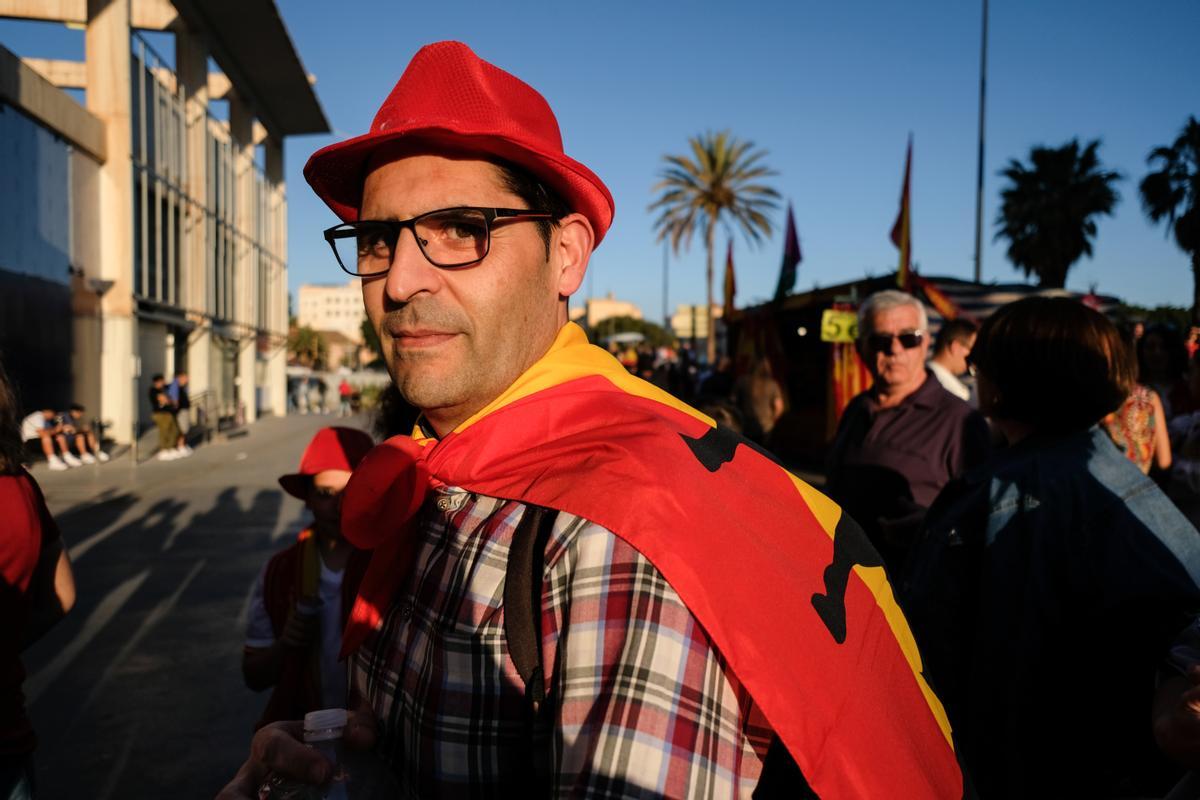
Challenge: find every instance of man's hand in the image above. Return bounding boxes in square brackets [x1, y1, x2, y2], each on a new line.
[1154, 665, 1200, 770]
[279, 609, 319, 649]
[214, 709, 379, 799]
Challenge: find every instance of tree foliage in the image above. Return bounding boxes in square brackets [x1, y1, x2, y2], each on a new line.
[649, 131, 779, 362]
[1140, 116, 1200, 322]
[287, 325, 327, 369]
[994, 139, 1121, 288]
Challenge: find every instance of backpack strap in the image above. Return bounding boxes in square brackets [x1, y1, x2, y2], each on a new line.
[504, 504, 556, 711]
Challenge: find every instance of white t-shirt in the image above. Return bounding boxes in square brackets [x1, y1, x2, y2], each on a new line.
[20, 412, 48, 441]
[927, 360, 971, 403]
[245, 556, 348, 710]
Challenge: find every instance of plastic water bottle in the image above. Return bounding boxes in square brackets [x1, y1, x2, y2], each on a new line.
[257, 709, 350, 800]
[257, 708, 400, 800]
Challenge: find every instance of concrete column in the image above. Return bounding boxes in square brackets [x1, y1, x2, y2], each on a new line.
[86, 0, 136, 445]
[228, 93, 257, 423]
[175, 26, 213, 402]
[263, 136, 287, 416]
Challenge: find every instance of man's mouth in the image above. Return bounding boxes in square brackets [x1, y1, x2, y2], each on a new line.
[390, 328, 458, 348]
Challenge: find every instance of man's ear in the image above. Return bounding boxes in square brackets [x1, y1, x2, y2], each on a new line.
[552, 213, 594, 298]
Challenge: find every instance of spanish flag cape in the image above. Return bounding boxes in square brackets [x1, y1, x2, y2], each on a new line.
[340, 323, 961, 798]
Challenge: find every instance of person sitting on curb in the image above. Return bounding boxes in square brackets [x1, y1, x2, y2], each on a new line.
[57, 404, 110, 465]
[242, 426, 375, 729]
[20, 408, 80, 470]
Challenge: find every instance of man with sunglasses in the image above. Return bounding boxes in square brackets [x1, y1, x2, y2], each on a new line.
[219, 42, 963, 799]
[825, 290, 991, 573]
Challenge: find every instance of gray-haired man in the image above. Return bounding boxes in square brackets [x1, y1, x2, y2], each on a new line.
[825, 290, 990, 572]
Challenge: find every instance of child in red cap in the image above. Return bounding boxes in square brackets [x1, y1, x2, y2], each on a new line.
[242, 426, 375, 728]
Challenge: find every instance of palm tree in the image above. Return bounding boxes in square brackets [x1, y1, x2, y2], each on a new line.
[1140, 116, 1200, 323]
[994, 139, 1121, 288]
[650, 131, 779, 363]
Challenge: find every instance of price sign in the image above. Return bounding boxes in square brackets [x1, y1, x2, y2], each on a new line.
[820, 309, 858, 343]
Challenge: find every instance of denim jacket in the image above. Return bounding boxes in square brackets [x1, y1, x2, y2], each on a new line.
[902, 426, 1200, 799]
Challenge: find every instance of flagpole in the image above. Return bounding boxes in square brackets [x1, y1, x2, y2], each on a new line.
[973, 0, 989, 283]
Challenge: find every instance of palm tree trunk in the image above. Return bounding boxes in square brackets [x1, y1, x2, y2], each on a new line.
[1193, 250, 1200, 326]
[705, 223, 716, 364]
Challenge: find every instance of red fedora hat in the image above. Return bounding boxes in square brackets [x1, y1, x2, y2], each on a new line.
[303, 41, 614, 245]
[278, 426, 376, 500]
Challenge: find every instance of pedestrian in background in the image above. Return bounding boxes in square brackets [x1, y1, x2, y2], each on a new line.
[903, 296, 1200, 799]
[148, 374, 187, 461]
[242, 426, 375, 729]
[1141, 323, 1192, 419]
[1103, 330, 1171, 475]
[825, 290, 990, 572]
[167, 371, 192, 440]
[926, 317, 978, 404]
[0, 357, 76, 799]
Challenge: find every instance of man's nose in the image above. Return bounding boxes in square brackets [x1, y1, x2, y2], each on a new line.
[383, 227, 441, 303]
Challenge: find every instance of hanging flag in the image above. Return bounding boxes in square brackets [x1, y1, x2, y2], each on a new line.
[891, 137, 913, 291]
[723, 238, 737, 319]
[773, 203, 802, 302]
[909, 272, 961, 321]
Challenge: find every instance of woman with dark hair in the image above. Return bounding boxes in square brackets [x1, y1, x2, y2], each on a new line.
[1140, 323, 1192, 419]
[0, 358, 76, 799]
[902, 296, 1200, 799]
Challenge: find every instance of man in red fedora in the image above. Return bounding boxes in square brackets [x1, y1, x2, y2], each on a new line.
[241, 426, 375, 729]
[219, 42, 962, 799]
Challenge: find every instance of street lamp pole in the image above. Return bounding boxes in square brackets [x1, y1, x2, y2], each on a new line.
[973, 0, 990, 283]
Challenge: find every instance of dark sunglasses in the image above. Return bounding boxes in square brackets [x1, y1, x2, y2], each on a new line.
[865, 330, 925, 353]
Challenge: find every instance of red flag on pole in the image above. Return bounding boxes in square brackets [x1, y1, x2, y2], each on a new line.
[891, 137, 913, 291]
[723, 239, 737, 318]
[773, 204, 802, 301]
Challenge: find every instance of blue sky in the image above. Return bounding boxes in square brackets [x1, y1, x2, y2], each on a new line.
[3, 0, 1197, 322]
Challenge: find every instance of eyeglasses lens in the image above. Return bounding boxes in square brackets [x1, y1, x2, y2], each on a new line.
[416, 209, 490, 265]
[332, 210, 492, 275]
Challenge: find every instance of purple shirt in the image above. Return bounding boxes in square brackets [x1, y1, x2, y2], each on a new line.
[825, 371, 990, 567]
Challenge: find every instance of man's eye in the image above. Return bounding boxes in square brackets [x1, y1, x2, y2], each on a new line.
[357, 230, 389, 255]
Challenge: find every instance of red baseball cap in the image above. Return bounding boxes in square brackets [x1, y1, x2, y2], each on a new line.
[279, 426, 376, 500]
[303, 40, 614, 245]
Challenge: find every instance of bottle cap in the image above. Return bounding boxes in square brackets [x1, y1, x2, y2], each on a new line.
[303, 708, 348, 735]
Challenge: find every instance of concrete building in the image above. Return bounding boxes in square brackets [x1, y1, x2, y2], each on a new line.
[297, 281, 366, 343]
[568, 292, 643, 329]
[670, 303, 723, 345]
[0, 0, 328, 444]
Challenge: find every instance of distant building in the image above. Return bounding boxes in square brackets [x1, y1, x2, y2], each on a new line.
[298, 281, 367, 343]
[0, 0, 328, 443]
[670, 303, 723, 343]
[569, 293, 643, 328]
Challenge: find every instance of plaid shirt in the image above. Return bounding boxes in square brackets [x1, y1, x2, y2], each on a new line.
[350, 486, 774, 798]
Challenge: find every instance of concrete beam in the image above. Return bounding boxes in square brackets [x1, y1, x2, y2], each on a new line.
[0, 0, 84, 24]
[20, 57, 86, 89]
[207, 71, 231, 99]
[0, 0, 179, 29]
[0, 44, 106, 161]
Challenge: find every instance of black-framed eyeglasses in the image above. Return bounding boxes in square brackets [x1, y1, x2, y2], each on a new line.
[865, 330, 925, 353]
[323, 207, 553, 277]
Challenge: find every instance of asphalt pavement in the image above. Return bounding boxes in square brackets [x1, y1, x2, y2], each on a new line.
[22, 412, 372, 800]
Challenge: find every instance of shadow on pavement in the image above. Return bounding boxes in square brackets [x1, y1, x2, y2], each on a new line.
[24, 483, 304, 800]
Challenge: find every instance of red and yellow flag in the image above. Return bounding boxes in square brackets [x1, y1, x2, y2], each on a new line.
[340, 323, 962, 798]
[891, 136, 913, 290]
[911, 271, 962, 320]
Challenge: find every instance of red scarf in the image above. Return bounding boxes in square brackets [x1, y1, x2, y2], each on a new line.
[341, 323, 961, 798]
